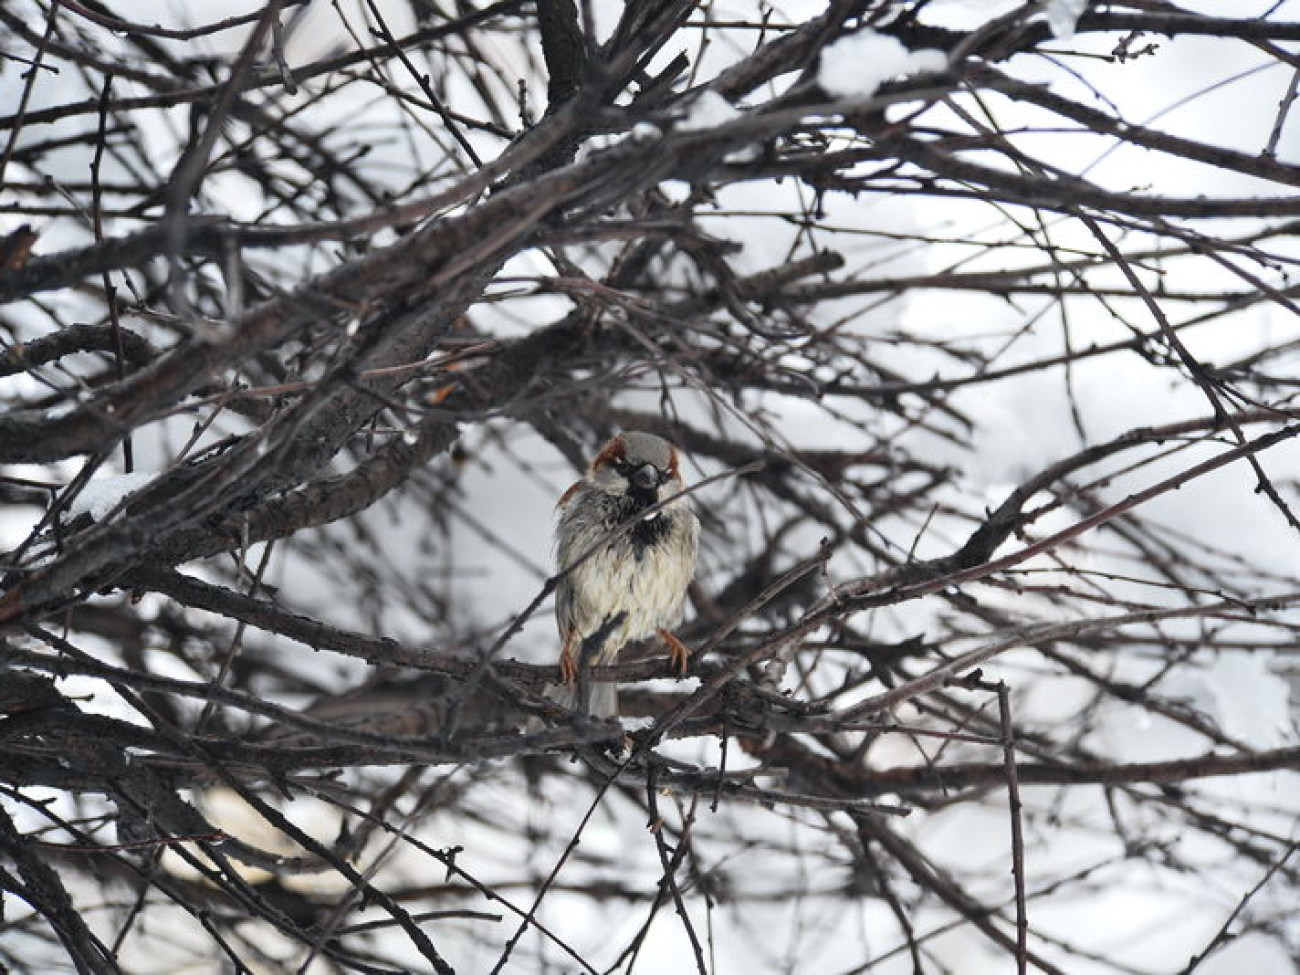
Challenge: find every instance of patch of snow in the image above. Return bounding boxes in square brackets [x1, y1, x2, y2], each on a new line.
[631, 122, 662, 141]
[574, 131, 623, 163]
[66, 472, 155, 521]
[818, 30, 947, 100]
[1041, 0, 1088, 39]
[679, 90, 741, 131]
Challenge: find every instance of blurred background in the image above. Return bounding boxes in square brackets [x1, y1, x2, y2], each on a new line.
[2, 1, 1299, 972]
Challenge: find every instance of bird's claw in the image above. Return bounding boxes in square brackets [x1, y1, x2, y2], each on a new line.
[559, 640, 579, 684]
[658, 629, 691, 676]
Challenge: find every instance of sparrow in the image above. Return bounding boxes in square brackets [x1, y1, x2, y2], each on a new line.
[552, 430, 700, 718]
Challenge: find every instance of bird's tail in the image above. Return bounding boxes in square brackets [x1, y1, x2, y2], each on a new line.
[543, 679, 618, 720]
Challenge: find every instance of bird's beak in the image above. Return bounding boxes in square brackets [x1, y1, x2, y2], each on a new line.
[631, 463, 661, 492]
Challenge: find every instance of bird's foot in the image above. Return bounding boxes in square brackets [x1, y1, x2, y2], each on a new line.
[559, 640, 579, 684]
[657, 628, 691, 676]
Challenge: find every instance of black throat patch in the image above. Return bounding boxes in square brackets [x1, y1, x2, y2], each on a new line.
[618, 488, 672, 553]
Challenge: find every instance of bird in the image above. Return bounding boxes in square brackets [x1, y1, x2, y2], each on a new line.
[551, 430, 700, 719]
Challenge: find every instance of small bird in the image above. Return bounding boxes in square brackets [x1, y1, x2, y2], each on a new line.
[552, 431, 700, 718]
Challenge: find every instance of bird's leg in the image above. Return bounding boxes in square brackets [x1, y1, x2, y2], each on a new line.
[559, 631, 579, 684]
[657, 629, 691, 676]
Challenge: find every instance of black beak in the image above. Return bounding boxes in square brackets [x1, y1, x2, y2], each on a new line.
[630, 463, 661, 492]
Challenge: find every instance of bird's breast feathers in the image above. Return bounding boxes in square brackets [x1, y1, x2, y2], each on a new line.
[556, 490, 698, 650]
